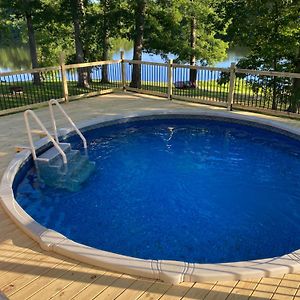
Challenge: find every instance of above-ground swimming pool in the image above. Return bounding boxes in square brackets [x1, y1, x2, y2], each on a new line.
[3, 112, 300, 283]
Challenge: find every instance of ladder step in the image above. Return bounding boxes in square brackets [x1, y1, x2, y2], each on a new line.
[38, 143, 71, 162]
[30, 128, 69, 138]
[35, 157, 50, 162]
[31, 129, 54, 137]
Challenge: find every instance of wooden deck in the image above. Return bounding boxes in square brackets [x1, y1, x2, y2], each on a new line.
[1, 92, 300, 300]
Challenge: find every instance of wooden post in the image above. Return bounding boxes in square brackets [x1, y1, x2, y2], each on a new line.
[168, 59, 173, 100]
[59, 53, 69, 103]
[227, 62, 236, 111]
[120, 51, 126, 91]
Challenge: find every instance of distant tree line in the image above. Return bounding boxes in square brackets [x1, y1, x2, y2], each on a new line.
[0, 0, 299, 110]
[0, 0, 228, 87]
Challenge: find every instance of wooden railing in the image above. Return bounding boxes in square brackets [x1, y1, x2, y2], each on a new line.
[124, 59, 300, 118]
[1, 51, 300, 118]
[0, 58, 122, 115]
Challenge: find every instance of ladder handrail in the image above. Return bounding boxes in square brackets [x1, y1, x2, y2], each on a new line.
[49, 99, 87, 149]
[24, 110, 68, 164]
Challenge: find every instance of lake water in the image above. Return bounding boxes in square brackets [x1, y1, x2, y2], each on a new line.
[0, 43, 247, 73]
[112, 47, 246, 69]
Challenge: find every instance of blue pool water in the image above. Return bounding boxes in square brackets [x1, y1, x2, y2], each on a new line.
[15, 118, 300, 263]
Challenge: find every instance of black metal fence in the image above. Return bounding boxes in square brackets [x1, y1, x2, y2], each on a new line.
[172, 64, 229, 105]
[124, 61, 168, 96]
[0, 60, 122, 113]
[65, 62, 122, 97]
[0, 67, 62, 111]
[233, 69, 300, 114]
[1, 57, 300, 117]
[124, 60, 300, 115]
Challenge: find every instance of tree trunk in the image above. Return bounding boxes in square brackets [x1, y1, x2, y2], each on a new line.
[130, 0, 146, 89]
[101, 0, 110, 84]
[271, 2, 279, 110]
[26, 13, 41, 85]
[272, 58, 278, 110]
[189, 15, 197, 84]
[71, 0, 89, 88]
[272, 79, 277, 110]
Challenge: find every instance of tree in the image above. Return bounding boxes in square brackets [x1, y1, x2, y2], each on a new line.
[35, 0, 74, 67]
[0, 5, 25, 46]
[54, 0, 126, 86]
[0, 0, 42, 84]
[225, 0, 300, 111]
[69, 0, 90, 88]
[96, 0, 126, 83]
[100, 0, 110, 83]
[144, 0, 228, 82]
[125, 0, 227, 88]
[189, 2, 197, 83]
[26, 9, 41, 84]
[129, 0, 146, 88]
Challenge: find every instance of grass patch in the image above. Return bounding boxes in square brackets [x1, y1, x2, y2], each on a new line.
[0, 80, 121, 110]
[0, 78, 287, 112]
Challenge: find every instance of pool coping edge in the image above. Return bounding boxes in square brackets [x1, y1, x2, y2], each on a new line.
[1, 109, 300, 284]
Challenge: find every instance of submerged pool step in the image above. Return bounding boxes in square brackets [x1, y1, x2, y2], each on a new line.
[55, 160, 95, 191]
[37, 143, 71, 163]
[71, 160, 95, 182]
[35, 144, 95, 192]
[49, 149, 81, 170]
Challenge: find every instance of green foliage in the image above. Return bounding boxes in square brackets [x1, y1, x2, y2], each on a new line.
[1, 0, 299, 80]
[36, 0, 74, 66]
[223, 0, 300, 111]
[0, 0, 228, 67]
[143, 0, 228, 64]
[226, 0, 300, 71]
[110, 38, 133, 57]
[82, 0, 125, 61]
[0, 4, 26, 46]
[0, 0, 127, 67]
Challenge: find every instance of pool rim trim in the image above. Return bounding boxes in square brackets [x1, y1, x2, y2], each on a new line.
[2, 109, 300, 284]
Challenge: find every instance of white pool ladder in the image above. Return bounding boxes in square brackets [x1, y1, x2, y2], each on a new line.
[24, 99, 87, 164]
[49, 99, 87, 149]
[24, 110, 68, 164]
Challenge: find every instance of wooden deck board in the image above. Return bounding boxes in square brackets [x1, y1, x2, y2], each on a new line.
[71, 271, 123, 300]
[0, 93, 300, 299]
[93, 274, 138, 299]
[115, 278, 155, 300]
[196, 281, 238, 300]
[0, 251, 49, 290]
[159, 282, 195, 300]
[27, 263, 109, 300]
[137, 281, 172, 300]
[49, 264, 106, 300]
[0, 245, 42, 279]
[226, 280, 260, 299]
[0, 239, 37, 264]
[3, 254, 76, 297]
[181, 282, 217, 300]
[7, 259, 78, 299]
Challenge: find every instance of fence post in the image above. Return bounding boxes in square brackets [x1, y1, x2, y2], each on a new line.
[120, 51, 126, 91]
[59, 53, 69, 103]
[168, 59, 173, 100]
[227, 62, 236, 111]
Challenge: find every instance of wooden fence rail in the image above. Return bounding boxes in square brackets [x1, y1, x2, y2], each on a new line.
[0, 51, 300, 118]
